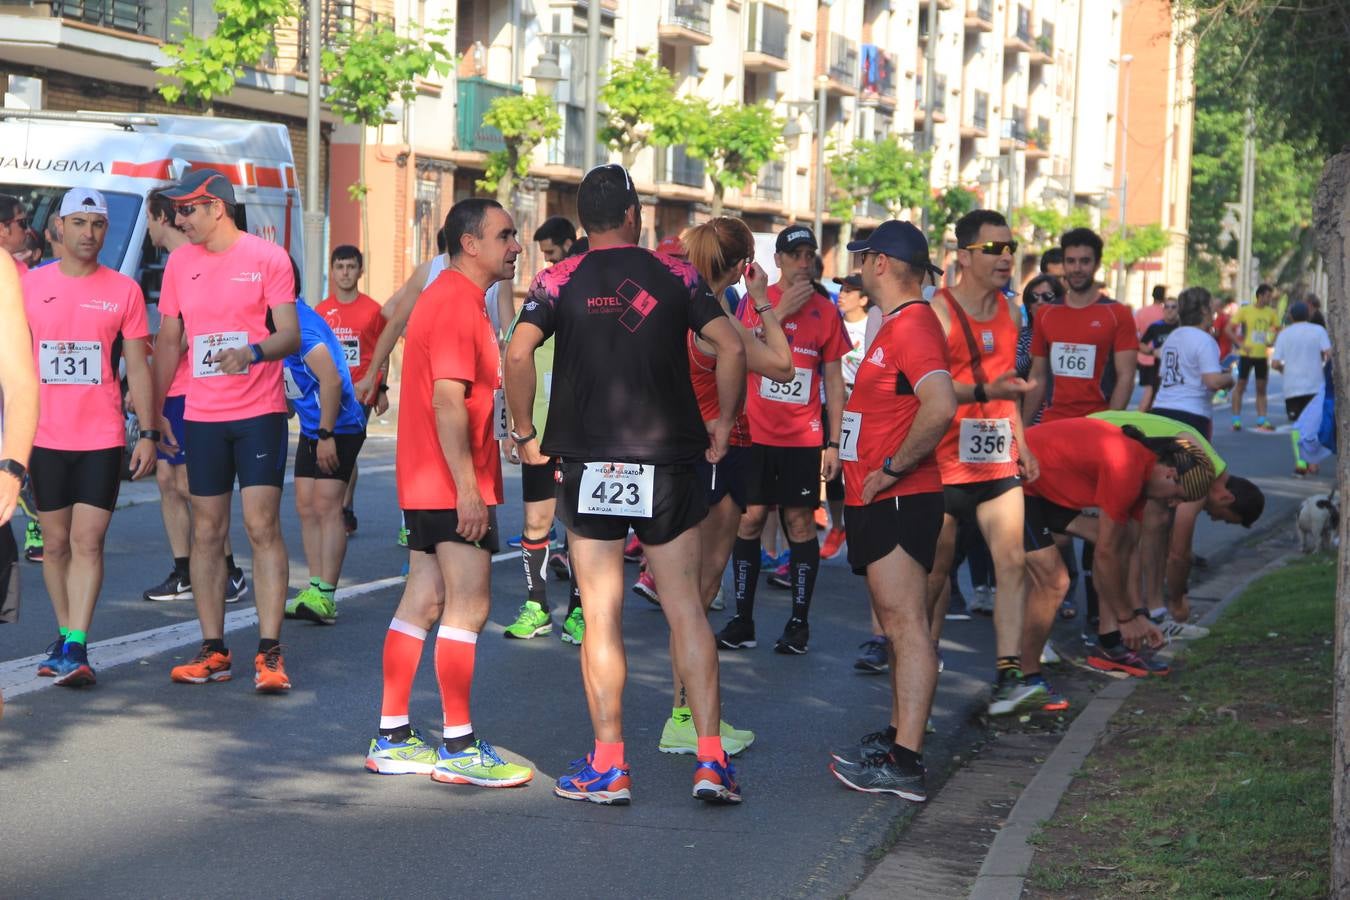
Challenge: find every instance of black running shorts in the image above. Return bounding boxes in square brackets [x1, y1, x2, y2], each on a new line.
[183, 413, 288, 496]
[29, 446, 123, 512]
[698, 445, 749, 510]
[845, 492, 946, 575]
[745, 444, 821, 509]
[1023, 495, 1082, 552]
[943, 476, 1021, 524]
[521, 460, 559, 505]
[557, 460, 707, 545]
[403, 506, 500, 555]
[1237, 356, 1268, 382]
[294, 431, 365, 482]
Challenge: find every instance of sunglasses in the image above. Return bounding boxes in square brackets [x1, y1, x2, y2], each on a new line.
[1029, 290, 1057, 303]
[5, 216, 28, 229]
[963, 240, 1018, 256]
[174, 202, 210, 217]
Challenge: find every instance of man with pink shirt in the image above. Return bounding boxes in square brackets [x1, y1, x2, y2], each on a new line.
[151, 169, 301, 694]
[1135, 285, 1167, 412]
[0, 194, 31, 277]
[22, 188, 158, 687]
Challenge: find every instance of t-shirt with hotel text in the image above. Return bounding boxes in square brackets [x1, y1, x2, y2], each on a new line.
[518, 244, 727, 465]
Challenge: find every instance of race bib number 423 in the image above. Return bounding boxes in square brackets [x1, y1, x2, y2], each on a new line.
[193, 331, 250, 378]
[39, 340, 101, 385]
[578, 462, 654, 518]
[959, 417, 1012, 464]
[760, 366, 813, 405]
[1050, 341, 1096, 379]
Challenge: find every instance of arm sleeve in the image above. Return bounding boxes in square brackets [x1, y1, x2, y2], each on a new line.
[901, 308, 953, 388]
[1320, 327, 1333, 352]
[158, 259, 180, 318]
[517, 272, 557, 340]
[1112, 305, 1137, 351]
[428, 298, 476, 386]
[263, 246, 296, 309]
[1031, 306, 1049, 356]
[1196, 334, 1222, 374]
[688, 278, 728, 336]
[121, 280, 151, 341]
[819, 303, 854, 364]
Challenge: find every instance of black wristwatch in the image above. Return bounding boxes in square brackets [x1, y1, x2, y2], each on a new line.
[0, 458, 25, 482]
[973, 383, 988, 403]
[510, 426, 537, 444]
[376, 384, 390, 394]
[317, 428, 335, 440]
[882, 456, 905, 479]
[138, 429, 162, 442]
[826, 440, 841, 450]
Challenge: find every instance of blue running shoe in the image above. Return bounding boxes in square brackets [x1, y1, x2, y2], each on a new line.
[554, 754, 632, 805]
[508, 526, 557, 550]
[759, 549, 775, 570]
[53, 642, 96, 688]
[1025, 673, 1069, 712]
[36, 637, 64, 677]
[692, 757, 742, 804]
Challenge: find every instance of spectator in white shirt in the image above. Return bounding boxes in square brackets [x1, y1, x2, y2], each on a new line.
[1151, 286, 1234, 440]
[1272, 301, 1332, 421]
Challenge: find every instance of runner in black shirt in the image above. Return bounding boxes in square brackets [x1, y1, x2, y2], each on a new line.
[507, 163, 747, 806]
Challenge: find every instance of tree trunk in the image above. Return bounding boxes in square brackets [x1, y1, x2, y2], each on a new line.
[497, 148, 517, 207]
[710, 181, 724, 218]
[1311, 147, 1350, 898]
[838, 219, 855, 279]
[359, 130, 371, 294]
[622, 145, 637, 170]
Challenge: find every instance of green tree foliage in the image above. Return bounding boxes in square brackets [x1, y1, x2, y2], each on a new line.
[1104, 223, 1170, 272]
[476, 95, 563, 205]
[598, 56, 684, 169]
[682, 100, 783, 217]
[827, 138, 929, 275]
[924, 185, 978, 253]
[1015, 203, 1094, 247]
[156, 0, 294, 106]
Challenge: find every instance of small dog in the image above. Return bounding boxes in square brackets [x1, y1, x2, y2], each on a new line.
[1297, 488, 1340, 553]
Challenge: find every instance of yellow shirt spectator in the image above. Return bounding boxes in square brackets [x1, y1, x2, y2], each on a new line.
[1234, 304, 1281, 356]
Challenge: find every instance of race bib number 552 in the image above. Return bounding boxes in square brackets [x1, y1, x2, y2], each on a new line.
[760, 367, 813, 405]
[578, 462, 654, 518]
[1050, 341, 1096, 379]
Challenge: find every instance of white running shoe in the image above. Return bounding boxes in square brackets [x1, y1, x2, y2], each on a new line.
[1040, 641, 1062, 665]
[1158, 616, 1210, 640]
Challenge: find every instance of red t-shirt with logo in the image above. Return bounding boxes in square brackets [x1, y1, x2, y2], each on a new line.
[158, 232, 294, 422]
[1030, 296, 1136, 422]
[1023, 417, 1155, 523]
[738, 283, 851, 448]
[315, 292, 387, 385]
[23, 264, 149, 451]
[396, 269, 504, 510]
[842, 301, 951, 506]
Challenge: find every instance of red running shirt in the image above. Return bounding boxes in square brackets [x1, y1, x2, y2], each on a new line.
[842, 301, 951, 506]
[1023, 417, 1156, 523]
[315, 292, 387, 385]
[395, 269, 504, 510]
[23, 264, 149, 451]
[933, 289, 1021, 484]
[738, 284, 851, 448]
[1030, 298, 1136, 422]
[688, 331, 751, 447]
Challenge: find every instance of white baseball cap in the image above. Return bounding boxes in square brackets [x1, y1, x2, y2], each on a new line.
[58, 188, 109, 218]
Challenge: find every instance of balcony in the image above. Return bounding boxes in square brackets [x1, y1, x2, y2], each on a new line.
[659, 0, 713, 46]
[752, 161, 785, 204]
[1005, 5, 1033, 52]
[49, 0, 147, 33]
[545, 103, 607, 170]
[655, 145, 706, 190]
[860, 44, 896, 106]
[1000, 111, 1028, 148]
[961, 89, 989, 138]
[965, 0, 994, 33]
[826, 33, 859, 95]
[456, 77, 522, 154]
[914, 73, 947, 123]
[745, 2, 789, 73]
[918, 7, 930, 42]
[1025, 117, 1050, 158]
[1031, 21, 1054, 65]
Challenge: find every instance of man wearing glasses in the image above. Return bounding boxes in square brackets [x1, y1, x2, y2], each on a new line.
[151, 168, 301, 694]
[924, 210, 1046, 717]
[0, 195, 31, 276]
[1137, 294, 1180, 413]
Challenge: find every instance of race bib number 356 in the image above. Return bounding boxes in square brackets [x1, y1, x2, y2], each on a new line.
[39, 340, 101, 385]
[578, 462, 654, 518]
[1050, 341, 1096, 379]
[959, 417, 1012, 464]
[760, 367, 813, 405]
[193, 332, 250, 378]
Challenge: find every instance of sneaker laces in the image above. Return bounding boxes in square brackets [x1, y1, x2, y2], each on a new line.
[188, 642, 218, 664]
[474, 740, 507, 767]
[261, 645, 284, 671]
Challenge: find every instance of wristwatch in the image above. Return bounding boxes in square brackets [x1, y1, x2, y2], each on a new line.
[826, 440, 841, 450]
[138, 429, 162, 442]
[882, 456, 905, 479]
[250, 343, 265, 364]
[0, 458, 25, 482]
[510, 426, 537, 444]
[317, 428, 335, 440]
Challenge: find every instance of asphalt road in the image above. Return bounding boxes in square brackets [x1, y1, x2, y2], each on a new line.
[0, 376, 1334, 898]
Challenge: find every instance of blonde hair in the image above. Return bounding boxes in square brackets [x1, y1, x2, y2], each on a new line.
[682, 216, 754, 289]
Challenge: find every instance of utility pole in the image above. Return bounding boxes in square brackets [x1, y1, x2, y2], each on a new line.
[303, 0, 323, 305]
[583, 0, 601, 171]
[1115, 53, 1133, 304]
[1236, 107, 1256, 301]
[813, 75, 827, 239]
[921, 0, 938, 236]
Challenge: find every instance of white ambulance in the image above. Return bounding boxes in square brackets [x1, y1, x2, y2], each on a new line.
[0, 109, 304, 301]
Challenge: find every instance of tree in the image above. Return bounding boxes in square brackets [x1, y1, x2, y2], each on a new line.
[682, 100, 783, 217]
[323, 17, 453, 282]
[1015, 203, 1094, 249]
[1103, 223, 1170, 297]
[475, 95, 563, 206]
[598, 56, 685, 169]
[923, 185, 978, 256]
[156, 0, 294, 107]
[827, 138, 930, 273]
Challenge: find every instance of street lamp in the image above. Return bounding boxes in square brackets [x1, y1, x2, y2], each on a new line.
[524, 22, 602, 170]
[527, 50, 563, 99]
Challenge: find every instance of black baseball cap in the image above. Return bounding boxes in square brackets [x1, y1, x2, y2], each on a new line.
[161, 168, 236, 206]
[776, 225, 818, 253]
[833, 273, 864, 291]
[847, 220, 943, 278]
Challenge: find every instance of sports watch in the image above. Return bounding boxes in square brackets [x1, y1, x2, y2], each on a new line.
[882, 456, 905, 479]
[317, 428, 335, 440]
[0, 458, 25, 482]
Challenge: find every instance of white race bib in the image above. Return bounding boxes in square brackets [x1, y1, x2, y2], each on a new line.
[340, 338, 360, 367]
[283, 366, 303, 400]
[1250, 330, 1267, 347]
[760, 366, 813, 405]
[1050, 341, 1095, 379]
[193, 331, 250, 378]
[39, 340, 101, 385]
[959, 417, 1013, 464]
[578, 462, 654, 518]
[492, 388, 508, 440]
[544, 372, 553, 396]
[839, 410, 862, 463]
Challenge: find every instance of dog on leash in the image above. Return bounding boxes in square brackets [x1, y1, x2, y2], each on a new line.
[1297, 488, 1339, 553]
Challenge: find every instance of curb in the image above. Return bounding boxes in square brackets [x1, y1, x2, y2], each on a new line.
[966, 550, 1296, 900]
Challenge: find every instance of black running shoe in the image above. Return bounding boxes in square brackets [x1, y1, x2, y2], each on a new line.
[143, 570, 193, 603]
[774, 617, 809, 655]
[830, 754, 926, 802]
[829, 730, 892, 767]
[715, 615, 757, 649]
[343, 507, 358, 536]
[854, 637, 889, 673]
[547, 551, 571, 581]
[225, 569, 249, 604]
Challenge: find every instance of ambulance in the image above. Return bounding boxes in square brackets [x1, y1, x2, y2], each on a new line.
[0, 108, 304, 301]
